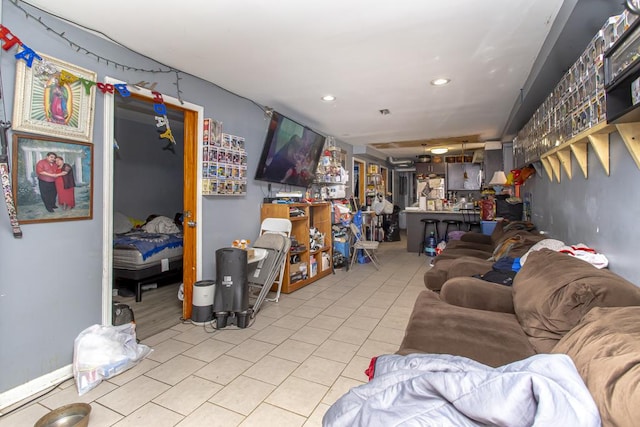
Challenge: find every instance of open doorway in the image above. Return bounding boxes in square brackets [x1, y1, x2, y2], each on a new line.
[380, 166, 389, 195]
[111, 95, 185, 339]
[353, 158, 365, 206]
[102, 80, 203, 337]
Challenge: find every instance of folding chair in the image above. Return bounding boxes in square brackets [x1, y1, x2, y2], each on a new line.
[349, 222, 380, 270]
[259, 218, 292, 303]
[247, 233, 290, 316]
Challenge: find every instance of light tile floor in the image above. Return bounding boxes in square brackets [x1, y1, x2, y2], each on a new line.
[2, 239, 429, 427]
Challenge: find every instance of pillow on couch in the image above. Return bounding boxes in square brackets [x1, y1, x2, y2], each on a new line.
[512, 249, 640, 353]
[552, 306, 640, 427]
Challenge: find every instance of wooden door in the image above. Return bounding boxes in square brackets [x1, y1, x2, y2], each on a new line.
[353, 158, 365, 205]
[122, 94, 198, 320]
[182, 110, 197, 320]
[380, 166, 389, 195]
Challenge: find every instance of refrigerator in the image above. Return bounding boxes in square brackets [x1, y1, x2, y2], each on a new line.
[446, 163, 482, 190]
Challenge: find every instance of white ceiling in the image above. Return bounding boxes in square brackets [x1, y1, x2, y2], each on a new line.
[21, 0, 623, 159]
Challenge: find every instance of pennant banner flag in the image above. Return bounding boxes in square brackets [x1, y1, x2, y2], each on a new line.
[0, 24, 176, 145]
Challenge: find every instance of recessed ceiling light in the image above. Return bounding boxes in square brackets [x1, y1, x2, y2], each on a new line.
[430, 78, 451, 86]
[431, 148, 449, 154]
[321, 95, 336, 102]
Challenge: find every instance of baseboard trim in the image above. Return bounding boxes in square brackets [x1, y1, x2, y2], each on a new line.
[0, 365, 72, 414]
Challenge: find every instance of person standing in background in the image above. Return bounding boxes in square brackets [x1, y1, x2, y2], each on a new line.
[35, 152, 60, 212]
[55, 155, 75, 210]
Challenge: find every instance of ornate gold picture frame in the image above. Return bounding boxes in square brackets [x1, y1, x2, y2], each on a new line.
[12, 52, 97, 142]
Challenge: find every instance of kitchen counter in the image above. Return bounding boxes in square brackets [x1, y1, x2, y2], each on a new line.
[404, 209, 464, 214]
[403, 209, 465, 253]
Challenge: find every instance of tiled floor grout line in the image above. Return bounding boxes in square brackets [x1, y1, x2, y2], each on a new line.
[1, 239, 429, 426]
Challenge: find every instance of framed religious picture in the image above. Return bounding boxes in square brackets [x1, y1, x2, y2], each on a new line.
[12, 52, 97, 142]
[12, 134, 93, 224]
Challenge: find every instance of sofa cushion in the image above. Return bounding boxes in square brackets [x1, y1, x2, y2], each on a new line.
[397, 290, 535, 367]
[441, 277, 515, 313]
[512, 249, 640, 353]
[423, 263, 451, 291]
[424, 257, 494, 291]
[439, 239, 494, 253]
[552, 306, 640, 427]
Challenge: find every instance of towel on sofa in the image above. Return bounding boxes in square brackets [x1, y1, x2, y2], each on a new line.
[323, 353, 599, 427]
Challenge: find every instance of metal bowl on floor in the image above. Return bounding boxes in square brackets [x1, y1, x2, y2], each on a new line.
[34, 403, 91, 427]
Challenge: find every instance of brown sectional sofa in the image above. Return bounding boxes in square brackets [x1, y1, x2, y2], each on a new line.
[398, 249, 640, 426]
[424, 220, 544, 291]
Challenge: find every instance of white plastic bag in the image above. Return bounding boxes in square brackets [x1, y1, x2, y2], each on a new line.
[73, 323, 152, 395]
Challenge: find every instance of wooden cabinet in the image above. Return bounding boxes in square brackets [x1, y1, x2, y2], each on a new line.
[260, 202, 333, 293]
[417, 161, 446, 175]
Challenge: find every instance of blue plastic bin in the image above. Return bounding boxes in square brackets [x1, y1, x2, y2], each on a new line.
[481, 220, 497, 235]
[333, 241, 350, 258]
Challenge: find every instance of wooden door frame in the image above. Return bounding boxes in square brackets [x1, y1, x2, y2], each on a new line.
[380, 166, 389, 195]
[101, 77, 203, 324]
[353, 157, 366, 204]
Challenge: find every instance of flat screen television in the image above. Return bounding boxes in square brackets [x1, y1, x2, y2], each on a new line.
[255, 111, 326, 188]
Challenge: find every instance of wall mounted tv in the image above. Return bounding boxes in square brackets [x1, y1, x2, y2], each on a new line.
[255, 111, 326, 188]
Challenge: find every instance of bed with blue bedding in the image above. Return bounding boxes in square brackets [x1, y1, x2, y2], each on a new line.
[113, 231, 184, 302]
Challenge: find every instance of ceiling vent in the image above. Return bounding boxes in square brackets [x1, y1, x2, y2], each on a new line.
[387, 156, 414, 167]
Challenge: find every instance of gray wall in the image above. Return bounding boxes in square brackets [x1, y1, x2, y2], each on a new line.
[0, 1, 315, 394]
[524, 131, 640, 285]
[0, 0, 637, 398]
[114, 116, 184, 220]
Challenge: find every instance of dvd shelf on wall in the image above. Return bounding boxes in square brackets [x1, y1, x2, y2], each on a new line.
[513, 9, 637, 167]
[202, 118, 247, 196]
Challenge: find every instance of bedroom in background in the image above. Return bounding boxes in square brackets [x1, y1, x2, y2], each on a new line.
[111, 95, 186, 339]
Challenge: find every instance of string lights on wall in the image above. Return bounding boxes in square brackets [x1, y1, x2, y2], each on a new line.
[10, 0, 184, 101]
[8, 0, 268, 114]
[0, 0, 277, 237]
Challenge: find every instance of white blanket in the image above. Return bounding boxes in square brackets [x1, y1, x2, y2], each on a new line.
[142, 216, 180, 234]
[323, 353, 600, 427]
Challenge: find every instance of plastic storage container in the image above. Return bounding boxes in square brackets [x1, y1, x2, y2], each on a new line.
[481, 220, 498, 236]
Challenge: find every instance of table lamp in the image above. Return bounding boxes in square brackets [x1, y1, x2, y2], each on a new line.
[488, 170, 508, 194]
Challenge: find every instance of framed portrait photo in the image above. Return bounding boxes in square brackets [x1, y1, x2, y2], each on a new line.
[12, 52, 97, 142]
[12, 134, 93, 224]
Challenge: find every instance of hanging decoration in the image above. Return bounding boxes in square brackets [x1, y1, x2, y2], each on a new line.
[0, 121, 21, 238]
[0, 22, 176, 147]
[151, 90, 176, 151]
[0, 5, 183, 236]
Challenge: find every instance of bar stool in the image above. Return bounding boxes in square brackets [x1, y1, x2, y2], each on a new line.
[419, 218, 440, 256]
[442, 219, 462, 241]
[461, 208, 482, 232]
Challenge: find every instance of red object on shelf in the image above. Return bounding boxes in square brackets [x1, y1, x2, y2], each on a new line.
[479, 199, 495, 220]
